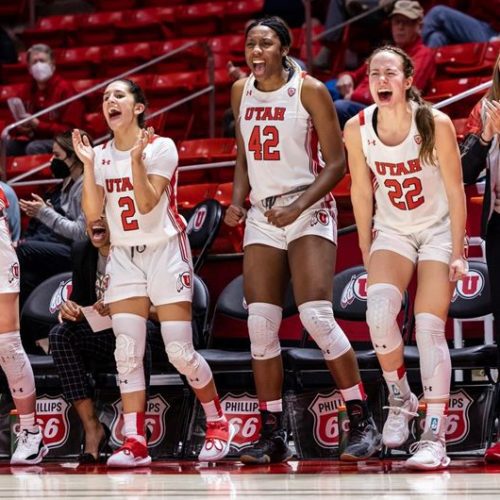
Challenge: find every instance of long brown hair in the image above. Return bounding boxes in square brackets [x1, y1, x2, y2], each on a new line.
[486, 53, 500, 102]
[55, 129, 93, 168]
[368, 45, 436, 166]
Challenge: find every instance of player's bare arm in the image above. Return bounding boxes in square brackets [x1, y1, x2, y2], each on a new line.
[226, 78, 250, 227]
[344, 115, 374, 268]
[73, 129, 105, 222]
[434, 110, 467, 280]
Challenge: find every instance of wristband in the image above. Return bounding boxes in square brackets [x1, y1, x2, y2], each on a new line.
[479, 133, 493, 145]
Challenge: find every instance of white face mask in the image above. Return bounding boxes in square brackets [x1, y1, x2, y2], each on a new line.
[30, 61, 54, 82]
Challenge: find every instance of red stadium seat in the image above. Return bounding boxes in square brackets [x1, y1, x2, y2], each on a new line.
[6, 154, 52, 181]
[100, 42, 153, 77]
[148, 71, 196, 96]
[115, 7, 175, 43]
[21, 14, 77, 48]
[177, 183, 219, 210]
[78, 11, 124, 46]
[84, 112, 108, 139]
[151, 39, 207, 72]
[452, 118, 468, 140]
[174, 3, 225, 37]
[435, 42, 489, 77]
[222, 0, 265, 32]
[0, 83, 28, 109]
[58, 46, 102, 80]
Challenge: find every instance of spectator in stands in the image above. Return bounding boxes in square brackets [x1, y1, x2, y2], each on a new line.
[0, 185, 47, 465]
[313, 0, 392, 70]
[345, 45, 467, 470]
[334, 0, 435, 128]
[460, 54, 500, 462]
[5, 43, 84, 157]
[422, 4, 499, 48]
[17, 129, 89, 306]
[225, 16, 382, 465]
[0, 181, 20, 243]
[49, 217, 158, 464]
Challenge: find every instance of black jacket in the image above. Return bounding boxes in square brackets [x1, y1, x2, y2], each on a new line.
[69, 238, 100, 306]
[461, 133, 492, 239]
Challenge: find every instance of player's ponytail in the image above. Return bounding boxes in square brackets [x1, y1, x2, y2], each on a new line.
[368, 45, 437, 166]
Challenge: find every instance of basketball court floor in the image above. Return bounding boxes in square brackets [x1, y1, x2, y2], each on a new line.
[1, 459, 499, 499]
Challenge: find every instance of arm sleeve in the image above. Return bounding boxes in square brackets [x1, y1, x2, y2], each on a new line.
[146, 137, 179, 180]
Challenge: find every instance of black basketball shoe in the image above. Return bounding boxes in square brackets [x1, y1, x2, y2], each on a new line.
[240, 410, 293, 465]
[340, 400, 383, 461]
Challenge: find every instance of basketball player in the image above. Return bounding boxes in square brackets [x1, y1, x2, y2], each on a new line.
[344, 45, 467, 470]
[72, 79, 235, 468]
[0, 186, 47, 464]
[224, 16, 382, 464]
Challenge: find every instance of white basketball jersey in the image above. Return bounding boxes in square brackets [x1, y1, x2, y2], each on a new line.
[239, 69, 324, 204]
[359, 103, 449, 234]
[93, 136, 186, 246]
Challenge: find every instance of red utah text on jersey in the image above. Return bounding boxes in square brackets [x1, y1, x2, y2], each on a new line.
[374, 158, 422, 177]
[106, 177, 134, 193]
[244, 107, 286, 121]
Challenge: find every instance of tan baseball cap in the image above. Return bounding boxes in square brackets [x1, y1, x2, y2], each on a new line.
[390, 0, 424, 20]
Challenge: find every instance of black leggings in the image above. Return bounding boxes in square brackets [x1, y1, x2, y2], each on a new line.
[486, 212, 500, 368]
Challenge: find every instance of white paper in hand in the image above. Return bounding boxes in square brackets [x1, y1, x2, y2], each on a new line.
[81, 306, 112, 333]
[7, 97, 28, 121]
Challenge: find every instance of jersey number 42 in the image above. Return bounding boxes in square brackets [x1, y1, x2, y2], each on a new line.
[248, 125, 280, 161]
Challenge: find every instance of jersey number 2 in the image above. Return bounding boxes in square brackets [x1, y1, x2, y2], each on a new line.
[118, 196, 139, 231]
[384, 177, 425, 211]
[248, 125, 280, 161]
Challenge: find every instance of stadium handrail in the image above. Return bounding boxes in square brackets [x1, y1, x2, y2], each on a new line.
[1, 40, 216, 180]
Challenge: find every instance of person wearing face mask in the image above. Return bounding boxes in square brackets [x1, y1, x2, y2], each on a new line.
[16, 129, 90, 312]
[5, 43, 84, 157]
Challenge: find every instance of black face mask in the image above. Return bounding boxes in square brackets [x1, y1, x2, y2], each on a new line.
[50, 158, 71, 179]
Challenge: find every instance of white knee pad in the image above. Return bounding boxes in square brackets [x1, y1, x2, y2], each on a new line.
[248, 303, 282, 360]
[298, 301, 351, 361]
[415, 313, 451, 400]
[366, 284, 403, 354]
[162, 321, 212, 389]
[112, 313, 146, 394]
[0, 331, 35, 399]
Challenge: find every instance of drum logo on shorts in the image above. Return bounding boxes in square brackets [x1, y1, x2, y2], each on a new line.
[8, 262, 19, 283]
[188, 205, 207, 233]
[308, 390, 346, 448]
[31, 395, 70, 448]
[110, 395, 169, 447]
[452, 269, 485, 301]
[49, 278, 73, 314]
[418, 389, 472, 444]
[220, 392, 260, 449]
[176, 271, 192, 292]
[310, 209, 329, 227]
[340, 272, 368, 308]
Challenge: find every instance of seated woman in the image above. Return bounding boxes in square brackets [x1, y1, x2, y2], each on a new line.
[17, 129, 90, 307]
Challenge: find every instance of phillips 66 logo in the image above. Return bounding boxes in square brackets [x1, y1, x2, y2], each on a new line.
[220, 393, 260, 449]
[111, 395, 169, 446]
[418, 389, 473, 444]
[13, 395, 71, 449]
[49, 278, 73, 314]
[308, 390, 347, 448]
[340, 271, 368, 309]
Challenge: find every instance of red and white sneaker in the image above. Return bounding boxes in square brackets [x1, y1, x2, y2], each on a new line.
[198, 420, 236, 462]
[485, 442, 500, 463]
[107, 437, 151, 468]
